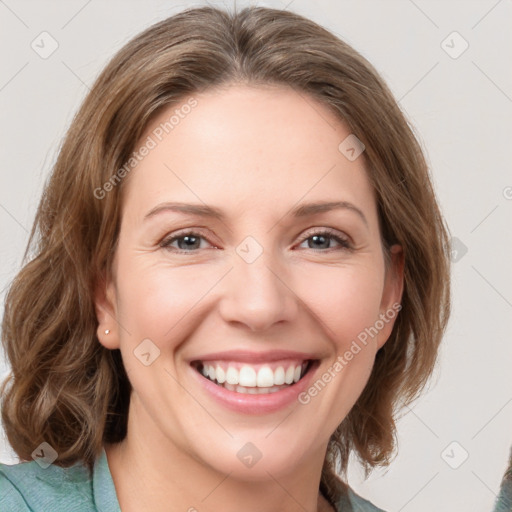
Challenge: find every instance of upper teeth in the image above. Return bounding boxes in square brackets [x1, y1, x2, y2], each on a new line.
[200, 362, 305, 387]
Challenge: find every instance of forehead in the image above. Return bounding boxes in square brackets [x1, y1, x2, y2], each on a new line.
[121, 84, 377, 224]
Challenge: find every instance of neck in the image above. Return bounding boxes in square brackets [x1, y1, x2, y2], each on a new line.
[105, 395, 335, 512]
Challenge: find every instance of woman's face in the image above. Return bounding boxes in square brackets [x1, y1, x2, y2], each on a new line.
[96, 84, 403, 480]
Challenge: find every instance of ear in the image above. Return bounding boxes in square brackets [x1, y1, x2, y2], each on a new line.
[376, 244, 404, 350]
[94, 272, 120, 350]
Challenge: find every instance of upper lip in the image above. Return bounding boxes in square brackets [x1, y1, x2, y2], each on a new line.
[189, 349, 318, 364]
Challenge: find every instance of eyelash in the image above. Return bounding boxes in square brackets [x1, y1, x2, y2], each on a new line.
[159, 228, 352, 254]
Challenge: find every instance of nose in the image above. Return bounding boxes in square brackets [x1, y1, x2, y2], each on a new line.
[218, 247, 299, 332]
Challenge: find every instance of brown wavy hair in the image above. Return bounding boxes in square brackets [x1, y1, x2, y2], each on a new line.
[1, 5, 450, 504]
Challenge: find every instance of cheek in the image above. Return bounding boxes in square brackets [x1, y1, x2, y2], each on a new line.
[293, 266, 385, 435]
[115, 255, 220, 344]
[112, 257, 215, 398]
[294, 262, 385, 348]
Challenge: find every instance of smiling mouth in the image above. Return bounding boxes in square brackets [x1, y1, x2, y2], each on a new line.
[191, 360, 316, 394]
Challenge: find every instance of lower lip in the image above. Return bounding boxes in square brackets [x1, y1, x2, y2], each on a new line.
[189, 361, 319, 414]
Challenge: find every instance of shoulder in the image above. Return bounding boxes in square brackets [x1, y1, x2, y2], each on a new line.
[0, 457, 96, 511]
[334, 486, 387, 512]
[348, 487, 387, 511]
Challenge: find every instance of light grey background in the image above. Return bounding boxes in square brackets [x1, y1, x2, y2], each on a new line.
[1, 1, 511, 511]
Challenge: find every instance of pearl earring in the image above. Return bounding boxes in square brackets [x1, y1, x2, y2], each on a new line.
[104, 329, 110, 335]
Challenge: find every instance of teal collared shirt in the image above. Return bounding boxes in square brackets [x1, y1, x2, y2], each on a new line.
[0, 448, 120, 512]
[0, 447, 385, 511]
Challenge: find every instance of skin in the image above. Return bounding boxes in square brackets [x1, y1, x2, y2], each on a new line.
[95, 83, 404, 512]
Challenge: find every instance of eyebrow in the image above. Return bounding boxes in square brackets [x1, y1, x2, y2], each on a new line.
[144, 200, 368, 226]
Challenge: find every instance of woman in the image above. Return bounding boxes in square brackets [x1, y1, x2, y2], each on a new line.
[0, 6, 450, 511]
